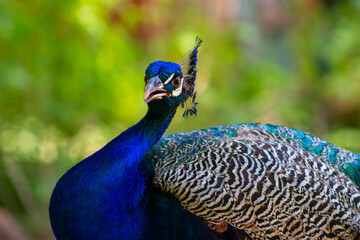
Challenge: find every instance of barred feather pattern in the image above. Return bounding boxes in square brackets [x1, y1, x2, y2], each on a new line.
[146, 123, 360, 239]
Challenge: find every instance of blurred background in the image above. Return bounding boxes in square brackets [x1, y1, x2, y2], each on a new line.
[1, 0, 360, 239]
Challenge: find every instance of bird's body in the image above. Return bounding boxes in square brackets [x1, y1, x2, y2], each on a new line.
[50, 38, 360, 240]
[50, 38, 247, 240]
[148, 123, 360, 239]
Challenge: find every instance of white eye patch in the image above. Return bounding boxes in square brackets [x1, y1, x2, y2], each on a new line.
[163, 73, 183, 97]
[164, 73, 175, 85]
[171, 77, 183, 97]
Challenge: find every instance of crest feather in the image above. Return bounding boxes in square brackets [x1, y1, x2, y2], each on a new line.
[179, 37, 202, 117]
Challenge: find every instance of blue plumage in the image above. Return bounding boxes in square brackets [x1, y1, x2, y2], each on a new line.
[49, 43, 190, 238]
[50, 108, 177, 239]
[145, 61, 183, 81]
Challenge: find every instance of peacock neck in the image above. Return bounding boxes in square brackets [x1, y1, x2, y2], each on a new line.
[137, 104, 176, 148]
[103, 101, 177, 167]
[135, 102, 177, 149]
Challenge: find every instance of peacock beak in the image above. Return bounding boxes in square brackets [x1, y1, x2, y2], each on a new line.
[144, 76, 169, 103]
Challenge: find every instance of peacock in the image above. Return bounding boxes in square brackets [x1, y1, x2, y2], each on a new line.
[49, 38, 247, 240]
[49, 37, 360, 240]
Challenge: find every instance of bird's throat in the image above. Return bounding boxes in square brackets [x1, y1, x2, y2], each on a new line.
[140, 106, 176, 147]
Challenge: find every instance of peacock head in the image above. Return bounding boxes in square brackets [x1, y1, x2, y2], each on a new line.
[143, 37, 202, 117]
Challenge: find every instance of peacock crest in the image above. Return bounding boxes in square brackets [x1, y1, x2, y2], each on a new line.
[179, 36, 202, 117]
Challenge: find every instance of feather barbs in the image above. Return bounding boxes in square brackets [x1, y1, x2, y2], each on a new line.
[179, 36, 203, 117]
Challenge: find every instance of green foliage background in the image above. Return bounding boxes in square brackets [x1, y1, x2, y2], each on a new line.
[0, 0, 360, 239]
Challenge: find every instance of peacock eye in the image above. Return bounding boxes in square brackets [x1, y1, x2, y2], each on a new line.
[144, 77, 147, 83]
[172, 76, 181, 88]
